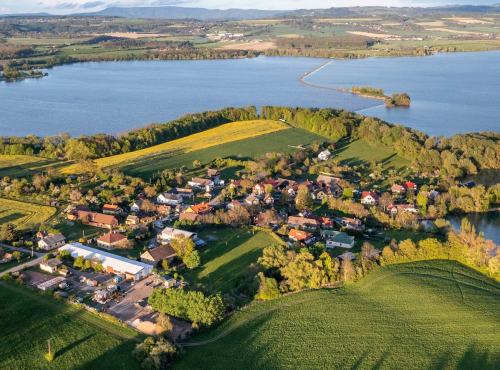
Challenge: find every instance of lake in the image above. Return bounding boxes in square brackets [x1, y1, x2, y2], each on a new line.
[448, 212, 500, 245]
[1, 51, 499, 137]
[305, 50, 500, 137]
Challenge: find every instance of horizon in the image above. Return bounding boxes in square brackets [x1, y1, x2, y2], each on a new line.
[1, 0, 498, 16]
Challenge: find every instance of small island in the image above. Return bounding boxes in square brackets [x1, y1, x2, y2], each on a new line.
[385, 92, 411, 108]
[339, 86, 411, 108]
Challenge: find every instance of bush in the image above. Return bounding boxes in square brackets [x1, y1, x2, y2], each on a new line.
[44, 353, 54, 362]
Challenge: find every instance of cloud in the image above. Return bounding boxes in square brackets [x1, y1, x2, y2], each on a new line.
[111, 0, 200, 6]
[53, 2, 79, 9]
[80, 0, 105, 8]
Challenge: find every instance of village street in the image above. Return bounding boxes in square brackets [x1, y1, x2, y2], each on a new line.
[0, 243, 46, 274]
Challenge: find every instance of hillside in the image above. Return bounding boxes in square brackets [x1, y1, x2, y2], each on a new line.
[85, 6, 285, 20]
[174, 260, 500, 370]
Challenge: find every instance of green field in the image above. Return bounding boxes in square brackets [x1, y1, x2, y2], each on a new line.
[0, 283, 141, 370]
[184, 229, 277, 295]
[0, 155, 64, 179]
[174, 260, 500, 370]
[0, 198, 57, 231]
[115, 127, 332, 179]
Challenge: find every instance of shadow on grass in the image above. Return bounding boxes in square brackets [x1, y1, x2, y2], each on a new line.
[55, 334, 95, 359]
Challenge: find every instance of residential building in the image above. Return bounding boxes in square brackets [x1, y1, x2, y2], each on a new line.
[97, 232, 127, 250]
[244, 195, 260, 206]
[157, 192, 183, 205]
[387, 204, 419, 214]
[316, 175, 340, 187]
[361, 191, 379, 205]
[179, 213, 200, 222]
[298, 209, 314, 219]
[405, 181, 417, 191]
[312, 188, 329, 201]
[206, 169, 220, 179]
[125, 215, 140, 225]
[252, 183, 266, 195]
[188, 177, 214, 188]
[391, 184, 407, 194]
[275, 178, 297, 189]
[323, 231, 355, 249]
[184, 203, 213, 215]
[140, 244, 177, 266]
[102, 204, 122, 215]
[167, 187, 194, 198]
[157, 227, 197, 244]
[40, 258, 63, 273]
[287, 216, 321, 229]
[318, 150, 331, 161]
[288, 229, 314, 244]
[59, 243, 153, 280]
[38, 233, 66, 251]
[316, 217, 334, 229]
[68, 211, 118, 229]
[340, 217, 365, 231]
[36, 230, 48, 240]
[226, 200, 241, 210]
[264, 194, 275, 206]
[130, 199, 144, 212]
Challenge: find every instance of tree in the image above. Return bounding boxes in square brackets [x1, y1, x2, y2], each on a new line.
[295, 185, 313, 211]
[417, 193, 428, 214]
[141, 199, 155, 213]
[379, 192, 393, 211]
[144, 186, 156, 198]
[171, 235, 195, 259]
[57, 250, 72, 261]
[193, 160, 201, 168]
[340, 256, 355, 282]
[319, 252, 336, 282]
[69, 189, 83, 203]
[382, 246, 394, 261]
[398, 239, 418, 260]
[12, 251, 22, 263]
[264, 184, 274, 195]
[257, 244, 290, 273]
[281, 252, 328, 290]
[184, 250, 200, 269]
[73, 256, 86, 269]
[342, 188, 354, 199]
[156, 313, 173, 338]
[0, 223, 17, 242]
[95, 261, 104, 272]
[44, 253, 55, 261]
[162, 259, 170, 271]
[255, 273, 281, 300]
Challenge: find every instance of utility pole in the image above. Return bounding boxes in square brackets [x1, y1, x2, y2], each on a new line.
[31, 246, 34, 257]
[47, 338, 53, 356]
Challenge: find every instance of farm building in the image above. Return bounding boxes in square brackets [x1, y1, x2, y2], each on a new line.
[59, 243, 153, 280]
[37, 277, 66, 291]
[39, 258, 63, 273]
[38, 233, 66, 251]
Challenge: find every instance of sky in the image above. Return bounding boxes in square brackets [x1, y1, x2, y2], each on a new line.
[0, 0, 494, 15]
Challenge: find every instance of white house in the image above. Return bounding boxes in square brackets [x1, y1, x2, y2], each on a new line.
[157, 192, 183, 205]
[40, 258, 63, 273]
[38, 234, 66, 251]
[157, 227, 197, 244]
[244, 195, 260, 206]
[318, 150, 332, 161]
[188, 178, 214, 188]
[361, 191, 379, 205]
[323, 231, 355, 249]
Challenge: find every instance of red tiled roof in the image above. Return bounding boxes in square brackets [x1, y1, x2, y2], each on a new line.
[361, 191, 379, 200]
[97, 232, 127, 244]
[103, 204, 118, 211]
[289, 229, 313, 240]
[187, 203, 213, 214]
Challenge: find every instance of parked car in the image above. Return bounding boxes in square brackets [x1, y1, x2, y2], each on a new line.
[145, 281, 152, 286]
[131, 281, 136, 286]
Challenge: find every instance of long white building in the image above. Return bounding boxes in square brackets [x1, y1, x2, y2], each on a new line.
[58, 242, 153, 281]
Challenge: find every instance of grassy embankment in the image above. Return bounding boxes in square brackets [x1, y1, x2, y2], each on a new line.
[174, 260, 500, 370]
[0, 283, 142, 370]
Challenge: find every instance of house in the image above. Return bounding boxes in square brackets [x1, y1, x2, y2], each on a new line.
[327, 183, 342, 198]
[36, 230, 48, 240]
[340, 217, 365, 231]
[179, 213, 200, 222]
[188, 177, 213, 188]
[263, 179, 279, 190]
[288, 229, 314, 244]
[361, 191, 379, 205]
[206, 169, 221, 179]
[323, 231, 355, 249]
[318, 149, 331, 161]
[59, 243, 153, 280]
[405, 181, 417, 191]
[312, 188, 329, 202]
[97, 232, 127, 250]
[252, 183, 266, 195]
[287, 216, 321, 229]
[226, 200, 241, 210]
[130, 199, 144, 213]
[141, 244, 177, 266]
[387, 204, 419, 214]
[184, 203, 213, 215]
[38, 233, 66, 251]
[1, 253, 13, 263]
[102, 204, 122, 215]
[298, 209, 314, 219]
[157, 227, 197, 244]
[391, 184, 407, 194]
[264, 194, 275, 206]
[69, 211, 118, 229]
[167, 187, 194, 198]
[125, 215, 140, 225]
[316, 217, 334, 229]
[157, 192, 183, 205]
[40, 258, 63, 273]
[316, 175, 340, 187]
[154, 204, 171, 214]
[275, 178, 297, 189]
[244, 195, 260, 206]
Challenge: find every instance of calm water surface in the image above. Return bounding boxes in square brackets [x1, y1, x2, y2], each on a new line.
[448, 212, 500, 245]
[305, 50, 500, 137]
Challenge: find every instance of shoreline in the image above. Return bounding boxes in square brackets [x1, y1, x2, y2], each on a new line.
[298, 61, 389, 102]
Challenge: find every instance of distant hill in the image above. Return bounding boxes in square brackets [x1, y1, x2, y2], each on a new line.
[84, 6, 286, 20]
[0, 12, 50, 18]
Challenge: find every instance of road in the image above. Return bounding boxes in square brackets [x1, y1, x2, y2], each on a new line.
[209, 193, 223, 206]
[1, 243, 46, 275]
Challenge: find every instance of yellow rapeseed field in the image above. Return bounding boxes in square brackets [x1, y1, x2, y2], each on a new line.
[63, 120, 289, 173]
[0, 198, 57, 230]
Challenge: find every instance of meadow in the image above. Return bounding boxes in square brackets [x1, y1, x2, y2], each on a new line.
[0, 155, 63, 179]
[174, 260, 500, 370]
[0, 198, 57, 231]
[62, 120, 288, 175]
[184, 229, 277, 295]
[0, 283, 141, 370]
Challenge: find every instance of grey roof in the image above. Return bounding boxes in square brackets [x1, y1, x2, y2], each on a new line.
[161, 193, 183, 200]
[42, 233, 66, 245]
[143, 244, 177, 262]
[42, 258, 63, 268]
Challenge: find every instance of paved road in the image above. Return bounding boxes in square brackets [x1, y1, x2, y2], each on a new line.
[1, 243, 46, 275]
[209, 193, 223, 206]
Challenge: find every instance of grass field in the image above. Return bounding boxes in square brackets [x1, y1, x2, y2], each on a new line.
[0, 283, 141, 370]
[62, 120, 288, 175]
[184, 229, 277, 295]
[174, 260, 500, 370]
[0, 155, 64, 179]
[114, 127, 332, 179]
[0, 198, 57, 231]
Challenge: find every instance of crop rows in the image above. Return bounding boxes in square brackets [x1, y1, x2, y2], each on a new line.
[0, 198, 57, 231]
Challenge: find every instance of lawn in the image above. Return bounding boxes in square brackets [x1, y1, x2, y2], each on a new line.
[0, 198, 57, 231]
[0, 283, 141, 370]
[174, 260, 500, 370]
[96, 126, 330, 180]
[54, 221, 105, 242]
[183, 229, 277, 295]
